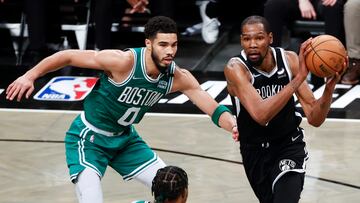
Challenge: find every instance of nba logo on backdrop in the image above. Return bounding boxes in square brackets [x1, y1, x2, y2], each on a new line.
[33, 76, 98, 101]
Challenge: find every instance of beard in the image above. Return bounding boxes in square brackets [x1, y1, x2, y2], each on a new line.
[151, 51, 169, 74]
[247, 57, 264, 67]
[247, 48, 269, 67]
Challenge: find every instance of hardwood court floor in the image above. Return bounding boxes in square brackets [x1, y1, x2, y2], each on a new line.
[0, 109, 359, 203]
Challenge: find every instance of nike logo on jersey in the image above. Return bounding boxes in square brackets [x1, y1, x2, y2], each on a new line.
[277, 68, 285, 75]
[253, 74, 261, 78]
[277, 68, 286, 79]
[132, 76, 142, 80]
[291, 135, 301, 142]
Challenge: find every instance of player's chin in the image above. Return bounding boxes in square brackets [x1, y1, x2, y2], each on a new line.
[161, 61, 172, 67]
[249, 59, 262, 67]
[248, 54, 260, 61]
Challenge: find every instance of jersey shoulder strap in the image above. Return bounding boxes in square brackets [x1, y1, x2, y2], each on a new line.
[274, 47, 286, 69]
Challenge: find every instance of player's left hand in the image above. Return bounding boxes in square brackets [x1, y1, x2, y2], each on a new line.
[232, 125, 239, 142]
[325, 72, 340, 90]
[325, 58, 347, 89]
[6, 74, 35, 102]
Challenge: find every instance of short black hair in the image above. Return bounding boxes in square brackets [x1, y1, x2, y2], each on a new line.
[144, 16, 178, 39]
[151, 166, 188, 203]
[241, 15, 271, 34]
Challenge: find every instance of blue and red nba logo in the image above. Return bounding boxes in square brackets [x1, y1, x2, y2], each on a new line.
[33, 76, 98, 101]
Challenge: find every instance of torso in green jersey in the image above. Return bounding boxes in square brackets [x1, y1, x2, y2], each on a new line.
[83, 47, 175, 134]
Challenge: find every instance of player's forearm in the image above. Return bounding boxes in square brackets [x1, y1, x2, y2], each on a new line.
[308, 87, 333, 127]
[254, 76, 304, 125]
[218, 112, 237, 132]
[25, 51, 71, 81]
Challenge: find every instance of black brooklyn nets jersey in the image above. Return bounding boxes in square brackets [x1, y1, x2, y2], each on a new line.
[230, 47, 302, 144]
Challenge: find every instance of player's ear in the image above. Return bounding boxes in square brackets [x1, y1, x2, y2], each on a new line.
[269, 32, 273, 45]
[145, 39, 151, 50]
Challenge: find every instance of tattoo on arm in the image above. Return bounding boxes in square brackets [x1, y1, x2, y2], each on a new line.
[227, 58, 239, 68]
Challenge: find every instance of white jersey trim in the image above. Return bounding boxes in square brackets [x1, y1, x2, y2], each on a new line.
[240, 49, 279, 78]
[107, 49, 136, 87]
[165, 63, 175, 94]
[229, 56, 255, 84]
[278, 47, 293, 80]
[141, 48, 164, 83]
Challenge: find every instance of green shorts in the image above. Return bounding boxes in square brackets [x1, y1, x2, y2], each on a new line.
[65, 115, 157, 183]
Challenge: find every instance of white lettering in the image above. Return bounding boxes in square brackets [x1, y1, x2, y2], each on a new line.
[118, 87, 132, 102]
[256, 85, 284, 99]
[133, 88, 145, 105]
[125, 87, 139, 104]
[42, 94, 65, 99]
[118, 87, 164, 107]
[141, 90, 151, 106]
[144, 91, 156, 106]
[125, 80, 360, 111]
[149, 92, 164, 106]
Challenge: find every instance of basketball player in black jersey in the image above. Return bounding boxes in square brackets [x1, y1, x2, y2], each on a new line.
[224, 15, 346, 203]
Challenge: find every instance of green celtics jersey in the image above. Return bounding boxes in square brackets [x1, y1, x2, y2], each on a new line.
[83, 47, 175, 134]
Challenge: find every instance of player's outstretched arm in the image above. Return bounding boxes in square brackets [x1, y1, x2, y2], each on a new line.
[6, 50, 94, 101]
[171, 67, 239, 141]
[6, 49, 133, 102]
[293, 37, 347, 127]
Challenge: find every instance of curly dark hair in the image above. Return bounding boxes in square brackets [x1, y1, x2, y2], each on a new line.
[144, 16, 178, 39]
[151, 166, 188, 203]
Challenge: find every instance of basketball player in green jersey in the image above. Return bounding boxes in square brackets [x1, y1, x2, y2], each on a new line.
[6, 16, 238, 202]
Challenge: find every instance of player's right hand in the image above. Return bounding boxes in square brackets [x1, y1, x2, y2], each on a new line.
[298, 37, 312, 81]
[6, 75, 35, 102]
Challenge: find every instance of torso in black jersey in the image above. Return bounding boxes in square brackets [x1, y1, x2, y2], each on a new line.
[230, 47, 302, 144]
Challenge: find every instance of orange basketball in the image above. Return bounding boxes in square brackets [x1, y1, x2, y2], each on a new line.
[305, 35, 347, 78]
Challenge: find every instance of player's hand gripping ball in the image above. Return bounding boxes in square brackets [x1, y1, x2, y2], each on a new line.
[305, 35, 347, 78]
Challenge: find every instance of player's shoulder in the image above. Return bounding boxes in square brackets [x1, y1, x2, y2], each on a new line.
[94, 49, 134, 72]
[225, 56, 244, 70]
[97, 49, 133, 59]
[224, 56, 247, 79]
[173, 66, 192, 77]
[284, 50, 298, 62]
[171, 65, 199, 92]
[283, 50, 300, 75]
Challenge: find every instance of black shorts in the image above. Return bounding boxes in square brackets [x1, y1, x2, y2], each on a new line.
[240, 127, 309, 203]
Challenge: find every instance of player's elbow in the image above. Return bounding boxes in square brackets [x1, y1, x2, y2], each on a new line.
[307, 117, 324, 127]
[252, 113, 270, 126]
